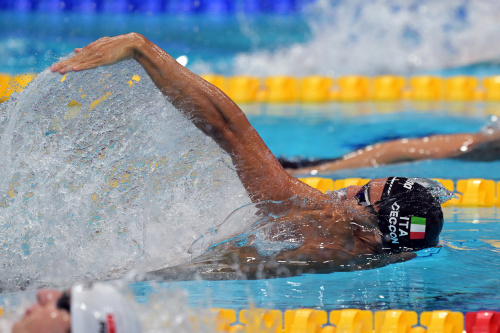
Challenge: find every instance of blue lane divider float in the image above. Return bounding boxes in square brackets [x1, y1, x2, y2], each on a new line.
[0, 0, 315, 14]
[4, 0, 35, 11]
[134, 0, 163, 13]
[164, 0, 199, 13]
[71, 0, 98, 13]
[235, 0, 261, 14]
[101, 0, 129, 13]
[202, 0, 231, 14]
[37, 0, 64, 12]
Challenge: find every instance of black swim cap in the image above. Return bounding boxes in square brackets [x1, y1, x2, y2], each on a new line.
[375, 177, 444, 253]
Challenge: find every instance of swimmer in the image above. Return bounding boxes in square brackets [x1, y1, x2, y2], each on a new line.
[281, 123, 500, 175]
[12, 283, 140, 333]
[51, 33, 450, 277]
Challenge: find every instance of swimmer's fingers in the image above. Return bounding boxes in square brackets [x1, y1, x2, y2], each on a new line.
[51, 34, 137, 74]
[51, 48, 102, 74]
[51, 38, 108, 73]
[51, 54, 102, 74]
[52, 48, 119, 74]
[50, 59, 69, 73]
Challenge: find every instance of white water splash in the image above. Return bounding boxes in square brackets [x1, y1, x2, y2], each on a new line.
[0, 60, 250, 291]
[228, 0, 500, 76]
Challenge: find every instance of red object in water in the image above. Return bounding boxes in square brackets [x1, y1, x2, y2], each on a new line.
[107, 314, 116, 333]
[466, 311, 500, 333]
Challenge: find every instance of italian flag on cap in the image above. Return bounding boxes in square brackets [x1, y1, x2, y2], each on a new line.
[410, 216, 426, 239]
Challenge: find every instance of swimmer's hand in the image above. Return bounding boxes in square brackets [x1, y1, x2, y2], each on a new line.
[50, 33, 144, 74]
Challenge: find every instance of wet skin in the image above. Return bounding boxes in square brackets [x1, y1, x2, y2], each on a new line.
[149, 178, 417, 279]
[13, 289, 70, 333]
[51, 33, 418, 278]
[287, 131, 500, 176]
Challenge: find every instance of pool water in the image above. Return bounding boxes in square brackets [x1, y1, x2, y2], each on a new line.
[132, 207, 500, 313]
[0, 11, 311, 74]
[1, 0, 500, 322]
[122, 106, 500, 314]
[245, 104, 500, 180]
[3, 1, 500, 76]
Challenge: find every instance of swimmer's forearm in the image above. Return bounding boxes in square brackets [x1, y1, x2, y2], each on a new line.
[52, 33, 325, 202]
[131, 34, 243, 138]
[51, 32, 244, 141]
[290, 133, 483, 175]
[131, 35, 321, 202]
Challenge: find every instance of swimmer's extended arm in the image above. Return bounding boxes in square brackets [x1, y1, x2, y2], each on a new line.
[51, 33, 323, 203]
[289, 132, 495, 175]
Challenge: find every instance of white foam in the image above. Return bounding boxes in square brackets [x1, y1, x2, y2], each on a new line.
[199, 0, 500, 76]
[0, 60, 250, 291]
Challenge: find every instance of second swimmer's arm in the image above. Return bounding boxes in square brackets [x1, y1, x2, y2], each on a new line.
[290, 132, 485, 175]
[51, 33, 323, 203]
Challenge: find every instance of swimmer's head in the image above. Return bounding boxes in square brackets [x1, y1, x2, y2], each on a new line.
[71, 283, 141, 333]
[370, 177, 445, 253]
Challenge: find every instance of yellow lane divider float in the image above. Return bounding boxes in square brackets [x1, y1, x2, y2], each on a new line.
[300, 177, 500, 207]
[198, 74, 500, 103]
[210, 309, 498, 333]
[0, 306, 496, 333]
[6, 73, 500, 104]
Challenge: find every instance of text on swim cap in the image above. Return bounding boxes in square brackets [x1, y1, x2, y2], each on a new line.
[403, 178, 415, 190]
[388, 202, 410, 244]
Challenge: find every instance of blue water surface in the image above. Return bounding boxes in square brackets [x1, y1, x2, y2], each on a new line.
[0, 11, 311, 74]
[2, 9, 500, 76]
[131, 207, 500, 313]
[245, 103, 500, 180]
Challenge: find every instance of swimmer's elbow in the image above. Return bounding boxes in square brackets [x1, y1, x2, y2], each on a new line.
[196, 114, 239, 148]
